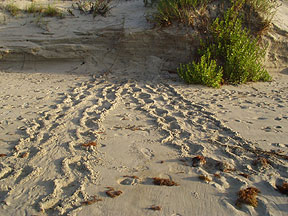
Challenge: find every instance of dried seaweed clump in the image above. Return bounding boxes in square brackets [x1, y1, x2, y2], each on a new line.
[149, 205, 161, 211]
[239, 173, 250, 179]
[276, 182, 288, 195]
[20, 152, 29, 158]
[81, 141, 97, 147]
[199, 175, 212, 182]
[106, 187, 123, 198]
[81, 195, 102, 206]
[252, 157, 270, 169]
[217, 161, 236, 172]
[0, 154, 7, 157]
[236, 187, 261, 207]
[153, 177, 179, 186]
[192, 155, 206, 167]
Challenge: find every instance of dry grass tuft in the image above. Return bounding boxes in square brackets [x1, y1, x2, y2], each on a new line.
[153, 177, 179, 186]
[236, 187, 260, 207]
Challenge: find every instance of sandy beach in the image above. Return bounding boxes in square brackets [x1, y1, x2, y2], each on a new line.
[0, 0, 287, 215]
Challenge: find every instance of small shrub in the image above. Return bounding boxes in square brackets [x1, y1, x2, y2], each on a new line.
[152, 0, 209, 26]
[178, 2, 271, 87]
[26, 3, 44, 14]
[5, 3, 21, 16]
[42, 5, 63, 17]
[178, 49, 223, 88]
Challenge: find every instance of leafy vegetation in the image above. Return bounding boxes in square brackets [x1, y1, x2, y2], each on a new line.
[178, 49, 223, 88]
[149, 0, 275, 87]
[73, 0, 112, 17]
[5, 3, 21, 16]
[26, 4, 63, 17]
[151, 0, 209, 26]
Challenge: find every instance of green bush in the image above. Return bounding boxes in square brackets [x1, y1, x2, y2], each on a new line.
[178, 2, 271, 87]
[5, 3, 21, 16]
[178, 49, 223, 88]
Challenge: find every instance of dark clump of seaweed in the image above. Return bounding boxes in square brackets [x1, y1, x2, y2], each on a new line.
[276, 182, 288, 195]
[81, 195, 102, 206]
[236, 187, 260, 208]
[106, 187, 123, 198]
[192, 155, 206, 167]
[0, 154, 7, 157]
[81, 141, 97, 147]
[199, 175, 211, 182]
[20, 152, 29, 158]
[153, 177, 179, 186]
[149, 205, 161, 211]
[239, 173, 250, 179]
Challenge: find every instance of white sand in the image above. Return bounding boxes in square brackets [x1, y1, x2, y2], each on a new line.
[0, 0, 287, 215]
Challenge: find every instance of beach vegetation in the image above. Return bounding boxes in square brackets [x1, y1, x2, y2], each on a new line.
[25, 3, 63, 17]
[26, 3, 44, 14]
[5, 3, 21, 16]
[42, 5, 63, 17]
[151, 0, 209, 26]
[148, 0, 274, 87]
[73, 0, 112, 17]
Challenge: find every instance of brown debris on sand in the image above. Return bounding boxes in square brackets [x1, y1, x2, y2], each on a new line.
[236, 187, 261, 208]
[149, 205, 161, 211]
[20, 152, 29, 158]
[0, 153, 7, 157]
[239, 173, 250, 179]
[276, 182, 288, 195]
[199, 175, 212, 182]
[253, 157, 270, 169]
[106, 187, 123, 198]
[192, 155, 206, 167]
[81, 141, 97, 147]
[153, 177, 179, 186]
[81, 196, 102, 206]
[123, 175, 139, 179]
